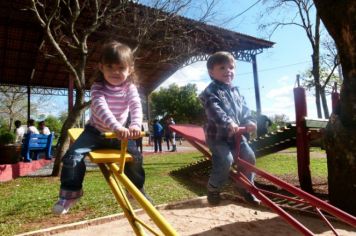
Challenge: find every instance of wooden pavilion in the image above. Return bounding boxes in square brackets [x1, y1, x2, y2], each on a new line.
[0, 1, 274, 119]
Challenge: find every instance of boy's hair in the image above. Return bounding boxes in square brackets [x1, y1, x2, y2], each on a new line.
[28, 119, 35, 126]
[14, 120, 21, 127]
[96, 41, 137, 83]
[206, 51, 235, 70]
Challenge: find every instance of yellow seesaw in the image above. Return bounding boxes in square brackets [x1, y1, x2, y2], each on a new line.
[68, 128, 178, 236]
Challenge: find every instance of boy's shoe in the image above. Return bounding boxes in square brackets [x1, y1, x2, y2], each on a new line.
[126, 188, 154, 205]
[207, 184, 221, 205]
[139, 188, 154, 205]
[243, 192, 261, 205]
[236, 187, 261, 205]
[52, 198, 79, 215]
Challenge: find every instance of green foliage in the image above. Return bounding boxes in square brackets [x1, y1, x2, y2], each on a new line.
[302, 67, 341, 94]
[45, 115, 63, 135]
[150, 83, 204, 124]
[269, 114, 290, 132]
[0, 131, 16, 145]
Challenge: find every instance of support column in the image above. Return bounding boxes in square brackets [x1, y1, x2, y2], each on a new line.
[252, 55, 261, 115]
[293, 75, 313, 193]
[27, 84, 31, 122]
[68, 75, 74, 112]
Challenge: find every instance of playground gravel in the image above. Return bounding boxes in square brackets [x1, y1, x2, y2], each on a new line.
[17, 195, 356, 236]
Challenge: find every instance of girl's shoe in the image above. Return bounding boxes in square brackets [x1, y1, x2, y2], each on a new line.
[52, 198, 79, 215]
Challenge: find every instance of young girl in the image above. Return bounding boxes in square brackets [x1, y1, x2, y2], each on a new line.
[53, 41, 148, 215]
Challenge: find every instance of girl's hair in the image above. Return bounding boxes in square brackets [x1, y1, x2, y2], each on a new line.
[95, 41, 137, 83]
[206, 51, 235, 70]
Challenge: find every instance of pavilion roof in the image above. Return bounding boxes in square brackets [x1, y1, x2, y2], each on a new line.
[0, 1, 274, 96]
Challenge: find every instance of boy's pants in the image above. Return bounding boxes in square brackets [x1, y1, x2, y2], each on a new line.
[206, 139, 256, 190]
[59, 125, 145, 199]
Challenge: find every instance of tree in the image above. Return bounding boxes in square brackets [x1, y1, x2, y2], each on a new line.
[150, 83, 204, 124]
[302, 36, 341, 118]
[0, 86, 48, 131]
[29, 0, 220, 176]
[313, 0, 356, 215]
[260, 0, 327, 118]
[45, 115, 63, 136]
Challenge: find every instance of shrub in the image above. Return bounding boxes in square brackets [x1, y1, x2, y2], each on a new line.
[0, 131, 16, 145]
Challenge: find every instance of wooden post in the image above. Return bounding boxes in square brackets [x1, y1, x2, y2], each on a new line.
[293, 75, 313, 193]
[331, 82, 340, 113]
[252, 55, 261, 115]
[68, 75, 74, 112]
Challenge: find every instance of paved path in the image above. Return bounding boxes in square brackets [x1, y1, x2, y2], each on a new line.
[27, 143, 197, 177]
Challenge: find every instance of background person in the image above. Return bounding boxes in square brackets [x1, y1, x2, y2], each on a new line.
[167, 116, 177, 152]
[257, 114, 272, 137]
[27, 119, 39, 134]
[153, 119, 163, 153]
[38, 121, 51, 135]
[14, 120, 25, 143]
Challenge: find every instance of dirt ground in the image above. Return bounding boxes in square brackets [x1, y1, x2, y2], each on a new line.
[26, 196, 356, 236]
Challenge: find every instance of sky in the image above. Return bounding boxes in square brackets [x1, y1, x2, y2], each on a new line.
[36, 0, 332, 122]
[154, 0, 332, 121]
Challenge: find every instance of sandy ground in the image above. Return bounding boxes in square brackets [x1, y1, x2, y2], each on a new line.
[21, 196, 356, 236]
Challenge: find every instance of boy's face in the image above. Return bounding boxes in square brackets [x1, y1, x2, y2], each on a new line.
[208, 61, 235, 85]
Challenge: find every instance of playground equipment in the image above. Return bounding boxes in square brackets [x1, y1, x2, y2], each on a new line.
[174, 81, 337, 193]
[68, 129, 178, 236]
[169, 124, 356, 235]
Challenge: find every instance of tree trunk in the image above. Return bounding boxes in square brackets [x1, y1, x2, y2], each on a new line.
[313, 0, 356, 215]
[320, 87, 329, 119]
[51, 89, 86, 176]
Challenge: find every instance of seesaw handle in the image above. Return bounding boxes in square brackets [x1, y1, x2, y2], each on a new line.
[101, 131, 147, 139]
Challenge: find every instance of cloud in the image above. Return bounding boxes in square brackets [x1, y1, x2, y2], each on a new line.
[157, 61, 210, 92]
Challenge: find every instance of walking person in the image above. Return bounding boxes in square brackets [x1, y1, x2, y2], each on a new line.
[153, 119, 163, 153]
[167, 116, 177, 152]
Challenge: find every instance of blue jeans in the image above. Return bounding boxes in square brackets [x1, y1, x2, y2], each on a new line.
[206, 138, 256, 190]
[59, 125, 145, 199]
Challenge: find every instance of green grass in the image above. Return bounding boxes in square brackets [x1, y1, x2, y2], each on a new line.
[0, 152, 204, 236]
[0, 149, 327, 235]
[256, 148, 327, 177]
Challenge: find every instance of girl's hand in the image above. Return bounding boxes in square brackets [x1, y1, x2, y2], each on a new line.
[129, 126, 141, 139]
[115, 127, 130, 139]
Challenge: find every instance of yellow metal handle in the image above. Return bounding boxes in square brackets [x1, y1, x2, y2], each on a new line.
[102, 131, 147, 139]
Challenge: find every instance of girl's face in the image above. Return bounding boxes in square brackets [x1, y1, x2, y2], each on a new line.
[208, 61, 235, 85]
[99, 63, 132, 86]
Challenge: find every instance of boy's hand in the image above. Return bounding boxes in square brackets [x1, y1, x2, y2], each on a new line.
[245, 123, 257, 133]
[129, 126, 141, 139]
[115, 127, 130, 139]
[228, 122, 239, 136]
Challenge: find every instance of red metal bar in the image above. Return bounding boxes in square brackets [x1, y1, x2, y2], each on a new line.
[315, 207, 339, 235]
[258, 189, 307, 205]
[236, 158, 356, 227]
[185, 139, 211, 158]
[231, 172, 314, 235]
